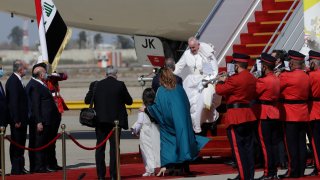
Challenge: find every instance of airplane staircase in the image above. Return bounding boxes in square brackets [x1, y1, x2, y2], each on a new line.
[200, 0, 300, 158]
[225, 0, 299, 66]
[120, 0, 301, 164]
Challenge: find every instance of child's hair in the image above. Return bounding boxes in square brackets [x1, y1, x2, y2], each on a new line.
[142, 88, 155, 106]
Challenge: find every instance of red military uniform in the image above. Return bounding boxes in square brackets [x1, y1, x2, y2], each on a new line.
[255, 53, 281, 179]
[216, 70, 257, 127]
[307, 50, 320, 176]
[279, 69, 310, 121]
[46, 73, 68, 113]
[256, 72, 280, 120]
[309, 70, 320, 120]
[216, 53, 256, 180]
[278, 50, 309, 178]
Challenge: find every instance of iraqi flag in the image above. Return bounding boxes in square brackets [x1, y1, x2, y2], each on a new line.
[34, 0, 71, 72]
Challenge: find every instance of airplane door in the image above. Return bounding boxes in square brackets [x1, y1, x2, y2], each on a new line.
[134, 35, 165, 67]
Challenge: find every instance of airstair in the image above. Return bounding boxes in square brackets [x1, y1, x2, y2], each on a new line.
[197, 0, 303, 157]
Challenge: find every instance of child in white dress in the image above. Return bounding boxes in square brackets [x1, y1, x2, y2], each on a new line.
[131, 88, 160, 176]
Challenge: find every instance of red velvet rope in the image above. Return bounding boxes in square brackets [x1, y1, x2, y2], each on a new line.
[67, 128, 115, 150]
[5, 133, 62, 151]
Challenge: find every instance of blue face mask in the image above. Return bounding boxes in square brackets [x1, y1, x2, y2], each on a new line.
[0, 69, 4, 78]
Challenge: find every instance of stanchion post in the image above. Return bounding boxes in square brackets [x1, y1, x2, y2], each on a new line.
[61, 124, 67, 180]
[114, 120, 121, 180]
[0, 126, 5, 180]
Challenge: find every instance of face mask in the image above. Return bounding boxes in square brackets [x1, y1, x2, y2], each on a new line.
[0, 69, 3, 78]
[43, 73, 48, 80]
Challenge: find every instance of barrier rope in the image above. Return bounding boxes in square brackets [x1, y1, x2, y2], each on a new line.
[67, 128, 115, 150]
[5, 133, 62, 151]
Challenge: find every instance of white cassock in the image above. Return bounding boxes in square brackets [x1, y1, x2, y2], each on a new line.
[131, 112, 160, 173]
[174, 42, 221, 133]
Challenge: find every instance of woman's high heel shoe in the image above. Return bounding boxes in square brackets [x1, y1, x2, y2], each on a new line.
[156, 167, 167, 177]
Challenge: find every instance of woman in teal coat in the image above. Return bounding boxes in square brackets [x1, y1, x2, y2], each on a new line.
[145, 68, 209, 176]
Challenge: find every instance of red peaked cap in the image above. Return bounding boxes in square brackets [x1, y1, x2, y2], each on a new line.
[288, 50, 305, 61]
[260, 52, 276, 65]
[309, 50, 320, 60]
[232, 53, 250, 63]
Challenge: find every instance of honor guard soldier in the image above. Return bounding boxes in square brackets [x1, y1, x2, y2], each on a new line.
[46, 71, 68, 170]
[255, 53, 280, 180]
[216, 53, 257, 180]
[307, 50, 320, 177]
[278, 50, 310, 178]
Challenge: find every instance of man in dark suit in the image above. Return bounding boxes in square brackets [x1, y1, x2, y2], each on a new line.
[152, 57, 183, 92]
[26, 65, 59, 173]
[0, 64, 8, 172]
[5, 60, 29, 175]
[85, 65, 133, 180]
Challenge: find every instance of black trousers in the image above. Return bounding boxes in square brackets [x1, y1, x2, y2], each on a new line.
[95, 123, 121, 179]
[284, 122, 307, 177]
[309, 120, 320, 174]
[10, 123, 27, 174]
[29, 123, 51, 172]
[258, 120, 282, 176]
[229, 122, 255, 180]
[47, 114, 61, 168]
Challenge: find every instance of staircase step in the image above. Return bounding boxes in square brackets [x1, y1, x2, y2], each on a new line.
[205, 136, 230, 149]
[255, 11, 289, 21]
[262, 0, 296, 11]
[233, 44, 265, 55]
[240, 33, 274, 44]
[247, 22, 285, 34]
[200, 147, 232, 157]
[217, 124, 227, 136]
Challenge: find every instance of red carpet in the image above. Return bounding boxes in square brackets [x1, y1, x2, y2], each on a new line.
[5, 163, 320, 179]
[6, 163, 237, 180]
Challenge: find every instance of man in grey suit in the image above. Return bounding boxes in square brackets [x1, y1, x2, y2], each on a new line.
[5, 60, 29, 175]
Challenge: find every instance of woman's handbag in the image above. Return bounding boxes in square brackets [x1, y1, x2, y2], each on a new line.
[79, 82, 98, 127]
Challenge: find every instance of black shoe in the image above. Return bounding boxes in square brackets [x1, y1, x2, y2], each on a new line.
[306, 169, 318, 176]
[227, 174, 240, 180]
[22, 168, 30, 174]
[48, 165, 62, 171]
[34, 168, 48, 173]
[97, 177, 105, 180]
[46, 167, 57, 172]
[255, 175, 279, 180]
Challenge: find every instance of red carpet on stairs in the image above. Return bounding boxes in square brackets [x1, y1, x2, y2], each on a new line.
[205, 0, 299, 157]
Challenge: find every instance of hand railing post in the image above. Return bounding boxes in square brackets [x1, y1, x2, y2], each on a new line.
[61, 124, 67, 180]
[114, 121, 121, 180]
[0, 127, 5, 180]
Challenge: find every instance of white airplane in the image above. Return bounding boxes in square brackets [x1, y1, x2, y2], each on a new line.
[0, 0, 217, 41]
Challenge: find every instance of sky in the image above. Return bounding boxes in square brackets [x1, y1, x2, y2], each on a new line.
[0, 12, 116, 47]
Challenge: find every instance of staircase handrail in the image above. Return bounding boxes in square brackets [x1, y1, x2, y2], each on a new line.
[262, 0, 301, 53]
[277, 2, 304, 51]
[217, 0, 262, 65]
[195, 0, 225, 39]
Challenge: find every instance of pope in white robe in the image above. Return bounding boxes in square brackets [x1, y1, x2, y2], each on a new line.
[174, 37, 221, 133]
